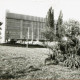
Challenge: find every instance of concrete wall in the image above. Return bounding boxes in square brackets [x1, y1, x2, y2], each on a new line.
[5, 12, 46, 42]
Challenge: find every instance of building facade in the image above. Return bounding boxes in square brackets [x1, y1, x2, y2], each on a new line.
[5, 12, 46, 42]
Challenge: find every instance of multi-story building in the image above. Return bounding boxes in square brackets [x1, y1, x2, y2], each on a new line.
[5, 12, 46, 42]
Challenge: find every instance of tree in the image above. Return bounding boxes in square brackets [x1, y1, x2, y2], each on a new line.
[42, 26, 55, 41]
[56, 10, 63, 38]
[71, 21, 80, 36]
[43, 7, 55, 41]
[62, 20, 80, 36]
[46, 7, 54, 29]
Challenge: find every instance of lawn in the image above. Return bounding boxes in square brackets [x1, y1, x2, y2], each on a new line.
[0, 45, 80, 79]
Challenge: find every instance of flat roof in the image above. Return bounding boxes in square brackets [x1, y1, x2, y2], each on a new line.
[6, 12, 46, 22]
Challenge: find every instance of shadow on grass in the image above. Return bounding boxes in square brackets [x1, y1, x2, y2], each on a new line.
[0, 43, 46, 48]
[0, 69, 27, 79]
[0, 64, 41, 79]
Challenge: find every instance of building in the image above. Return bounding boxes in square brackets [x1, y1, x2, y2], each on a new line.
[5, 12, 46, 42]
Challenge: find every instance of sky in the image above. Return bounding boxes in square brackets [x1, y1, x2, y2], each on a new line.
[0, 0, 80, 42]
[0, 0, 80, 21]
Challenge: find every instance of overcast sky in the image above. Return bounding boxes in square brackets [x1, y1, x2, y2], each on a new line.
[0, 0, 80, 21]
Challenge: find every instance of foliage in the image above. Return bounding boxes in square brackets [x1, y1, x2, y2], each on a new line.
[59, 35, 80, 69]
[63, 20, 80, 36]
[46, 7, 54, 28]
[42, 7, 60, 42]
[64, 55, 80, 69]
[56, 10, 63, 38]
[45, 43, 64, 65]
[42, 26, 56, 41]
[43, 7, 80, 69]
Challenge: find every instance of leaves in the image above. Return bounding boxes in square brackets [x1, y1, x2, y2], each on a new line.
[46, 7, 54, 28]
[56, 11, 63, 38]
[42, 26, 56, 41]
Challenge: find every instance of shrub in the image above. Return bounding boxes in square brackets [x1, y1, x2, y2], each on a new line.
[9, 39, 16, 44]
[64, 55, 80, 69]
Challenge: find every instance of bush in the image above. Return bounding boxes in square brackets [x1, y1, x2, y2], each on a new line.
[45, 44, 65, 65]
[9, 39, 16, 44]
[64, 55, 80, 69]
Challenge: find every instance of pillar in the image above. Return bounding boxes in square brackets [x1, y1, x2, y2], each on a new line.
[31, 22, 33, 43]
[20, 20, 23, 39]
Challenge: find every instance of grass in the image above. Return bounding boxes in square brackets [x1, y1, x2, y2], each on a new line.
[0, 45, 80, 79]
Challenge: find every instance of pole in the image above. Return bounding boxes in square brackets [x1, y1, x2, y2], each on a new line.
[32, 22, 33, 44]
[27, 27, 29, 48]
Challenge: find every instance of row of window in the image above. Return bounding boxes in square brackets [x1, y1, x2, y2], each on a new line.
[6, 18, 45, 40]
[7, 18, 45, 27]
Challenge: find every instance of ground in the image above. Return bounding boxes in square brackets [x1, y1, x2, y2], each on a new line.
[0, 45, 80, 79]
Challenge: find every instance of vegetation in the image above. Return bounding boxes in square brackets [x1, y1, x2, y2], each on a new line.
[56, 10, 63, 38]
[42, 7, 80, 69]
[46, 7, 54, 28]
[42, 7, 55, 41]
